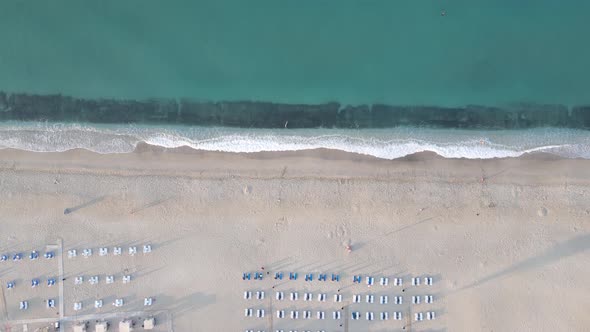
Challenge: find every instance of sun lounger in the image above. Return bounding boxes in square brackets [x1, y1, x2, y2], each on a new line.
[305, 273, 313, 281]
[95, 300, 103, 308]
[276, 310, 285, 318]
[380, 277, 389, 286]
[113, 247, 122, 255]
[99, 247, 108, 256]
[425, 295, 433, 303]
[113, 298, 124, 307]
[412, 295, 421, 304]
[304, 292, 312, 301]
[144, 297, 153, 306]
[331, 274, 340, 282]
[380, 295, 388, 304]
[106, 275, 114, 284]
[254, 272, 263, 280]
[303, 310, 311, 319]
[353, 294, 361, 303]
[333, 311, 341, 320]
[73, 302, 82, 311]
[290, 310, 299, 319]
[47, 278, 56, 287]
[366, 294, 374, 303]
[380, 311, 389, 320]
[318, 274, 327, 281]
[256, 309, 265, 318]
[275, 291, 284, 300]
[44, 252, 54, 259]
[29, 251, 38, 260]
[424, 276, 433, 285]
[317, 311, 325, 319]
[366, 276, 374, 286]
[414, 312, 424, 321]
[290, 292, 298, 301]
[67, 249, 77, 258]
[243, 272, 251, 280]
[47, 299, 55, 308]
[394, 296, 403, 304]
[122, 275, 131, 283]
[394, 277, 402, 286]
[427, 311, 436, 320]
[82, 248, 92, 257]
[244, 308, 253, 317]
[20, 301, 28, 310]
[0, 255, 7, 261]
[244, 291, 252, 299]
[31, 279, 39, 288]
[289, 272, 297, 280]
[274, 272, 283, 280]
[6, 282, 14, 289]
[351, 312, 360, 320]
[74, 276, 83, 285]
[13, 253, 21, 261]
[89, 276, 99, 285]
[412, 277, 420, 286]
[353, 275, 362, 283]
[128, 246, 137, 255]
[256, 291, 265, 300]
[366, 312, 374, 321]
[143, 244, 152, 253]
[317, 293, 326, 302]
[334, 294, 342, 302]
[394, 311, 402, 320]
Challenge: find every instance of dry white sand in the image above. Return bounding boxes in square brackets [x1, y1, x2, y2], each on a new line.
[0, 147, 589, 332]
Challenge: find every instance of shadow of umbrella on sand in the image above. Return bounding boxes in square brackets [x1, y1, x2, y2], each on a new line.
[64, 196, 106, 214]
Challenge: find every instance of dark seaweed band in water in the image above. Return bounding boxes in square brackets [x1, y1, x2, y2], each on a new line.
[0, 92, 589, 129]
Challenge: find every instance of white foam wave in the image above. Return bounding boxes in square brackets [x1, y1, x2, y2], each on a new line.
[0, 122, 588, 159]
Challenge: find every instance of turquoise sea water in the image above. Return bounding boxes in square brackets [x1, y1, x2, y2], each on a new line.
[0, 1, 588, 159]
[1, 1, 589, 106]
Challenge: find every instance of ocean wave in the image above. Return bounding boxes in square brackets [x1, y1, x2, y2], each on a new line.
[0, 122, 588, 159]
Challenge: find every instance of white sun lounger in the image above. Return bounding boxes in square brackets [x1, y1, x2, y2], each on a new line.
[106, 275, 114, 284]
[424, 276, 433, 285]
[89, 276, 99, 285]
[366, 312, 374, 321]
[113, 298, 124, 307]
[256, 309, 265, 318]
[425, 295, 433, 303]
[122, 275, 131, 283]
[394, 277, 403, 286]
[95, 300, 103, 308]
[74, 276, 84, 285]
[276, 310, 285, 318]
[128, 246, 137, 255]
[380, 311, 389, 320]
[351, 312, 360, 320]
[394, 296, 403, 304]
[380, 295, 388, 304]
[99, 247, 108, 256]
[68, 249, 77, 258]
[144, 297, 153, 306]
[317, 293, 326, 302]
[353, 294, 361, 303]
[113, 247, 122, 255]
[82, 248, 92, 257]
[412, 295, 421, 304]
[143, 244, 152, 253]
[20, 301, 28, 310]
[366, 294, 374, 303]
[412, 277, 420, 286]
[317, 311, 325, 319]
[304, 292, 312, 301]
[290, 310, 299, 319]
[245, 308, 253, 317]
[366, 276, 374, 286]
[414, 312, 424, 321]
[394, 311, 403, 320]
[333, 311, 341, 320]
[47, 299, 55, 308]
[290, 292, 298, 301]
[73, 302, 82, 311]
[303, 310, 311, 319]
[256, 291, 265, 300]
[334, 294, 342, 302]
[380, 277, 389, 286]
[427, 311, 436, 320]
[275, 291, 284, 300]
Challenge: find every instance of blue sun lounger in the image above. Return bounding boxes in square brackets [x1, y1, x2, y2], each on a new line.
[274, 272, 283, 280]
[31, 279, 39, 288]
[353, 275, 362, 283]
[47, 278, 56, 287]
[318, 274, 327, 281]
[254, 272, 263, 280]
[242, 273, 251, 280]
[289, 272, 298, 280]
[331, 274, 340, 282]
[305, 273, 313, 281]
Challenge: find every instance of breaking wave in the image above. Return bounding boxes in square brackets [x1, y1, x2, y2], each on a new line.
[0, 122, 588, 159]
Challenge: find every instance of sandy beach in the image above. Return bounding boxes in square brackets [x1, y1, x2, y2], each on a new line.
[0, 146, 589, 331]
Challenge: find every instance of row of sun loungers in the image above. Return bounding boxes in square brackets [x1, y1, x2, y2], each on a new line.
[73, 274, 132, 285]
[415, 311, 436, 320]
[68, 245, 151, 258]
[245, 291, 434, 304]
[6, 278, 57, 289]
[246, 309, 407, 321]
[1, 251, 54, 262]
[245, 330, 326, 332]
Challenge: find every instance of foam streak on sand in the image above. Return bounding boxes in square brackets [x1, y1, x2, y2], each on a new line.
[0, 122, 589, 159]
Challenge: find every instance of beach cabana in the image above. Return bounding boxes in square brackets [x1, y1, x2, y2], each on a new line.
[118, 319, 133, 332]
[366, 312, 374, 320]
[256, 309, 265, 318]
[244, 291, 252, 299]
[74, 302, 82, 311]
[73, 322, 88, 332]
[142, 317, 155, 330]
[95, 321, 108, 332]
[144, 297, 153, 306]
[19, 301, 27, 310]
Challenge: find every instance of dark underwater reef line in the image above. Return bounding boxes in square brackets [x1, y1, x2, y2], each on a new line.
[0, 92, 589, 129]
